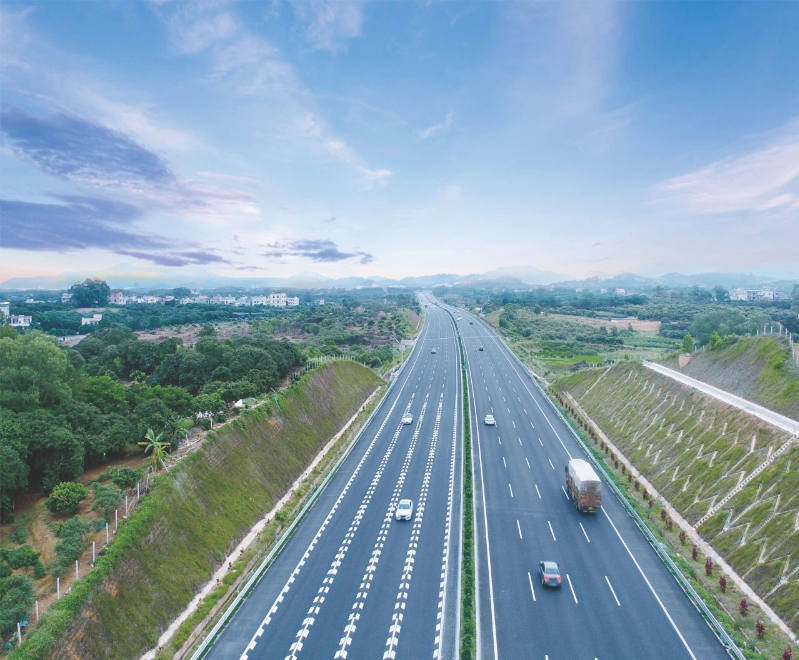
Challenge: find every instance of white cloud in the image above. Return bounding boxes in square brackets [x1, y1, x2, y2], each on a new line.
[418, 111, 453, 140]
[654, 120, 799, 215]
[357, 166, 392, 190]
[289, 0, 363, 52]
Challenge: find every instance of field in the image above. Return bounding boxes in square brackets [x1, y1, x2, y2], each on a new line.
[11, 361, 382, 660]
[560, 362, 799, 634]
[484, 305, 676, 377]
[135, 321, 253, 346]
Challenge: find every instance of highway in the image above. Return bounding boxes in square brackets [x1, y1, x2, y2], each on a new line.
[448, 304, 730, 660]
[203, 298, 462, 660]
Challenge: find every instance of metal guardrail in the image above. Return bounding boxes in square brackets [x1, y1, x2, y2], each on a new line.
[459, 307, 746, 660]
[188, 344, 419, 660]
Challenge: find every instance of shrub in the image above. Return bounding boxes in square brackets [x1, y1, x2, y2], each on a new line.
[0, 574, 35, 637]
[8, 546, 40, 572]
[679, 530, 686, 545]
[634, 480, 640, 491]
[755, 620, 765, 639]
[660, 508, 667, 521]
[11, 523, 27, 545]
[110, 467, 141, 490]
[783, 648, 792, 660]
[53, 516, 92, 574]
[719, 575, 727, 592]
[704, 557, 713, 575]
[92, 485, 122, 521]
[199, 417, 213, 431]
[692, 544, 698, 561]
[739, 598, 748, 615]
[45, 482, 89, 516]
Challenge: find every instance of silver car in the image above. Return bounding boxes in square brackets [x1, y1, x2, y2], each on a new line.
[484, 414, 496, 426]
[395, 499, 414, 521]
[402, 413, 413, 425]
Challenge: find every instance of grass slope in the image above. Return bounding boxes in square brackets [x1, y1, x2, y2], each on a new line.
[665, 337, 799, 422]
[560, 362, 799, 633]
[15, 361, 381, 660]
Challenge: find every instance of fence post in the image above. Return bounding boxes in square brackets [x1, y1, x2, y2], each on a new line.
[75, 559, 79, 581]
[115, 509, 118, 532]
[92, 541, 96, 566]
[105, 523, 109, 546]
[17, 622, 21, 646]
[57, 578, 60, 599]
[35, 600, 39, 621]
[125, 494, 129, 518]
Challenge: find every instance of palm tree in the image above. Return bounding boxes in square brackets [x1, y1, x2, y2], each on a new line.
[138, 429, 170, 472]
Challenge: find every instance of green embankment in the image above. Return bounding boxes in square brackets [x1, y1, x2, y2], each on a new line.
[14, 361, 381, 660]
[560, 362, 799, 633]
[665, 336, 799, 421]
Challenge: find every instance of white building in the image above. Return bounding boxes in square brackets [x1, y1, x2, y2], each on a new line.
[251, 296, 268, 306]
[109, 291, 127, 305]
[81, 313, 103, 326]
[316, 298, 325, 306]
[61, 292, 73, 303]
[0, 302, 9, 319]
[730, 288, 783, 302]
[287, 296, 300, 307]
[25, 298, 44, 304]
[10, 315, 32, 328]
[615, 288, 626, 296]
[268, 293, 287, 307]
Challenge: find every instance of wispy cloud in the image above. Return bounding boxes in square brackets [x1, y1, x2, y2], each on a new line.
[654, 119, 799, 215]
[263, 238, 374, 264]
[155, 3, 389, 188]
[418, 111, 453, 140]
[116, 250, 230, 267]
[1, 195, 163, 252]
[0, 106, 259, 219]
[289, 0, 364, 52]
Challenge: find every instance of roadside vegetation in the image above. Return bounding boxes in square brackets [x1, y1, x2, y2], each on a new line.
[560, 361, 799, 643]
[662, 336, 799, 421]
[9, 361, 381, 660]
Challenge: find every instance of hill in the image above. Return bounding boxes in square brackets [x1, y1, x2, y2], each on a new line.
[560, 361, 799, 634]
[13, 361, 382, 660]
[663, 337, 799, 422]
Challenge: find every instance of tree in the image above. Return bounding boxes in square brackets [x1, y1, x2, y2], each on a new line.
[83, 376, 128, 414]
[92, 484, 122, 521]
[0, 574, 35, 637]
[173, 287, 192, 299]
[0, 332, 77, 412]
[69, 278, 111, 307]
[139, 429, 170, 471]
[712, 286, 730, 302]
[708, 331, 722, 350]
[681, 334, 695, 354]
[45, 481, 89, 515]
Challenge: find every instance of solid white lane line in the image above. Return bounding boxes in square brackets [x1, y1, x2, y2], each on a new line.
[527, 571, 536, 603]
[535, 484, 541, 499]
[525, 458, 531, 469]
[548, 458, 554, 470]
[547, 520, 556, 541]
[566, 574, 578, 604]
[605, 575, 621, 606]
[508, 483, 514, 498]
[601, 509, 698, 659]
[579, 522, 591, 543]
[517, 520, 523, 539]
[561, 485, 570, 500]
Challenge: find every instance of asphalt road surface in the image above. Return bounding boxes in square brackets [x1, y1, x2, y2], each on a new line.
[204, 298, 462, 660]
[449, 303, 730, 660]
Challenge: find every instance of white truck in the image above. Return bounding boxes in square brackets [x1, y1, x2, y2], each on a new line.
[565, 459, 602, 513]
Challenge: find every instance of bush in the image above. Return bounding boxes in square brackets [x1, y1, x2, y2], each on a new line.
[110, 467, 141, 490]
[739, 598, 748, 615]
[92, 485, 122, 521]
[0, 574, 35, 637]
[199, 417, 212, 431]
[45, 482, 89, 516]
[755, 620, 765, 638]
[719, 575, 727, 592]
[11, 523, 27, 544]
[53, 516, 92, 574]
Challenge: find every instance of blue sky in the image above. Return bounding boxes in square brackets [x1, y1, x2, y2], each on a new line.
[1, 0, 798, 283]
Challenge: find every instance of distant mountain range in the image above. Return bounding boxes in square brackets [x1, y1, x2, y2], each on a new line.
[0, 264, 796, 292]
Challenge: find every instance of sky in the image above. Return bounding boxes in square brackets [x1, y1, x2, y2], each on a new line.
[1, 0, 798, 284]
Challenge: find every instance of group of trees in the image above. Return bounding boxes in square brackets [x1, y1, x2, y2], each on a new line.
[0, 325, 303, 522]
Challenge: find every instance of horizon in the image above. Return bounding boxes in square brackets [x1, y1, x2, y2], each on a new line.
[2, 2, 799, 282]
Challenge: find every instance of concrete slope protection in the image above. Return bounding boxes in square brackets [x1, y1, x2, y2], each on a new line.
[203, 301, 463, 660]
[447, 304, 730, 660]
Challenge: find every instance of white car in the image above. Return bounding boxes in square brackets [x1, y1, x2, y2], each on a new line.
[395, 499, 414, 521]
[402, 413, 413, 425]
[431, 347, 437, 354]
[484, 414, 496, 426]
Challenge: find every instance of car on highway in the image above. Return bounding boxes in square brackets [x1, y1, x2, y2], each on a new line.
[395, 499, 414, 521]
[484, 414, 496, 425]
[479, 346, 484, 351]
[538, 561, 562, 588]
[470, 320, 473, 324]
[431, 347, 437, 354]
[402, 413, 413, 425]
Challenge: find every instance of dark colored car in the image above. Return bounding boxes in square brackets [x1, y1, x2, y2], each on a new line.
[538, 561, 562, 588]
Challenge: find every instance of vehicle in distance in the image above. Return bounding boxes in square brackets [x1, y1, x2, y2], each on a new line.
[431, 347, 437, 354]
[538, 561, 562, 588]
[484, 414, 496, 425]
[566, 458, 602, 513]
[479, 345, 484, 351]
[402, 413, 413, 425]
[470, 320, 473, 324]
[395, 499, 414, 521]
